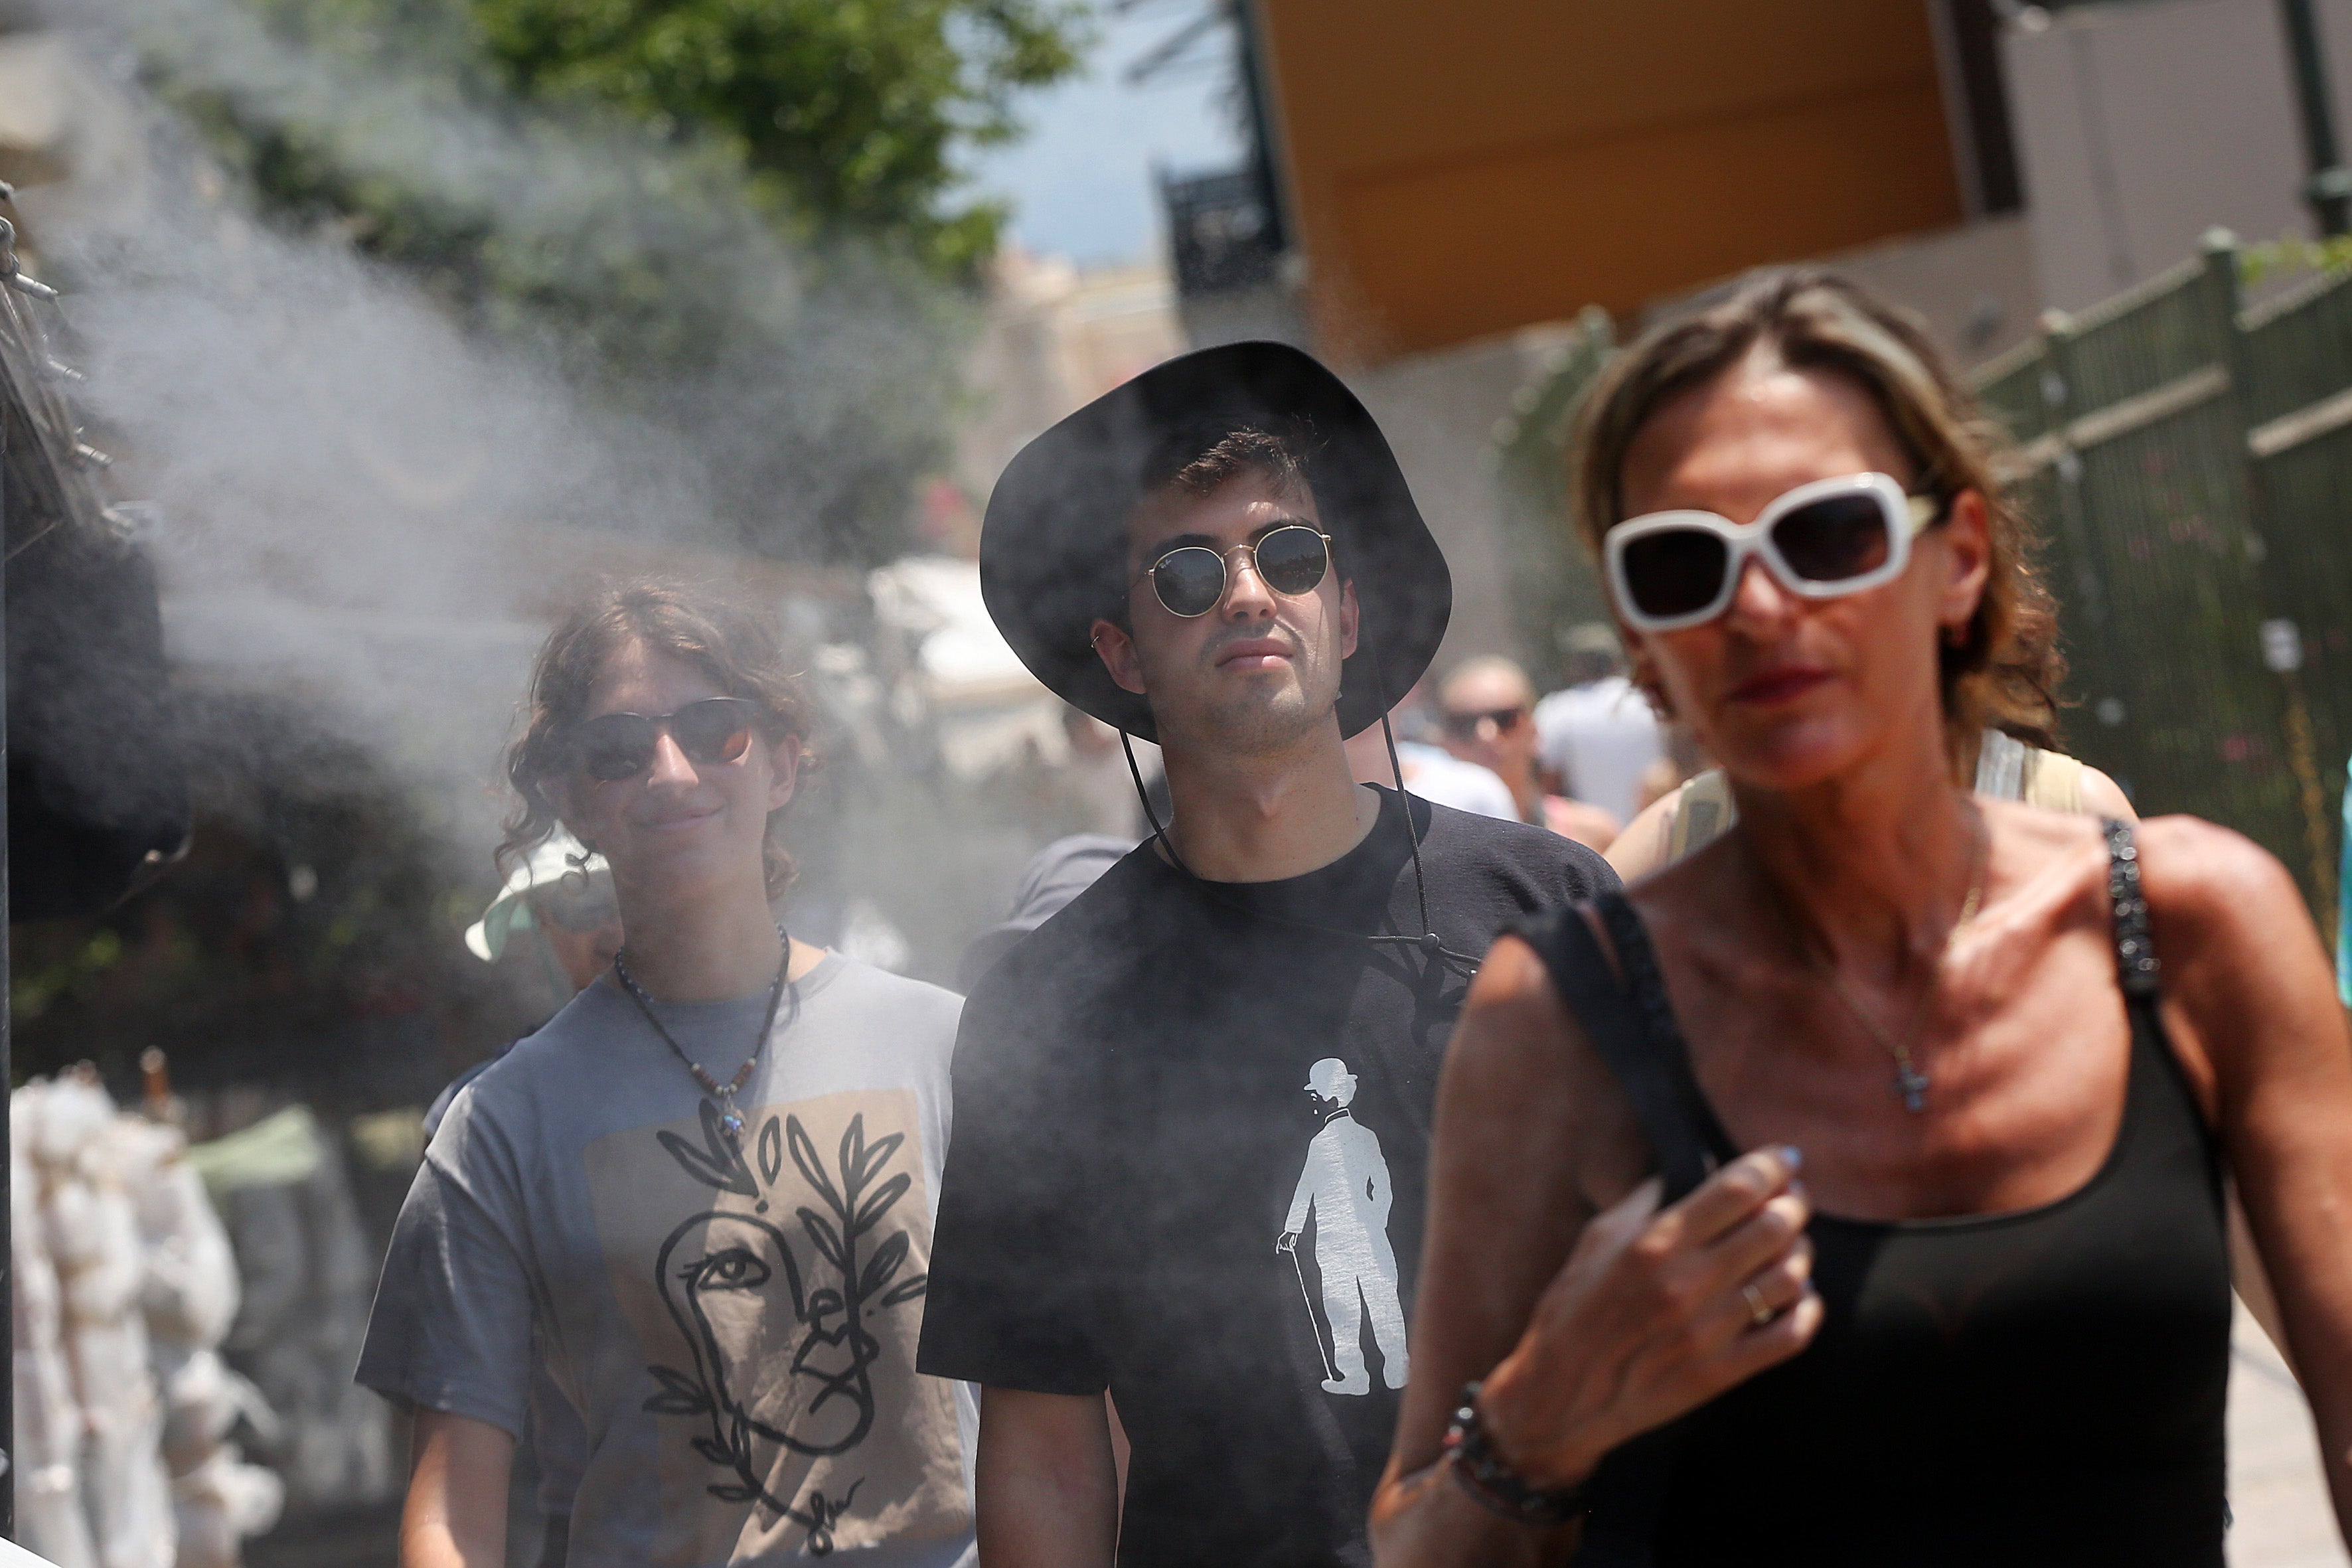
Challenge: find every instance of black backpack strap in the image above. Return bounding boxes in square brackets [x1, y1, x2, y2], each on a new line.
[1512, 895, 1717, 1568]
[1512, 896, 1718, 1202]
[2103, 818, 2162, 1002]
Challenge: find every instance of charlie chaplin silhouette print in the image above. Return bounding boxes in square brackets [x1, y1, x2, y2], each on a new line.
[1276, 1058, 1410, 1395]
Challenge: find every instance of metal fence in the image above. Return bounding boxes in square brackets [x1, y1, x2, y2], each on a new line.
[1972, 230, 2352, 920]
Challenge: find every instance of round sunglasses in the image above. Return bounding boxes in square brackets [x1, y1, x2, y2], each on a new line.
[1132, 524, 1333, 618]
[1603, 472, 1944, 634]
[563, 696, 764, 783]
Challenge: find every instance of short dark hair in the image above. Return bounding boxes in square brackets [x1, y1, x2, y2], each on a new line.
[1108, 420, 1332, 629]
[1137, 420, 1314, 501]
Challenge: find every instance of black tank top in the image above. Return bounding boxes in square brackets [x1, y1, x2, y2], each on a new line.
[1516, 820, 2231, 1567]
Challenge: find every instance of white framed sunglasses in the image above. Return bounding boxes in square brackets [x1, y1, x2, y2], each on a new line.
[1603, 471, 1944, 634]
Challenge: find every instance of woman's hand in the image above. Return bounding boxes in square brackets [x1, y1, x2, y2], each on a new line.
[1474, 1146, 1824, 1489]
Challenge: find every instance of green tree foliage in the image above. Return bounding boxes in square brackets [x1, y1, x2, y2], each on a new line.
[119, 0, 1086, 561]
[472, 0, 1082, 276]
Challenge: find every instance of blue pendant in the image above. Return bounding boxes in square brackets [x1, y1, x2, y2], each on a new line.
[1895, 1063, 1930, 1114]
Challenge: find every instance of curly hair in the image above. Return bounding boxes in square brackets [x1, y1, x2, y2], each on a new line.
[1568, 268, 2065, 757]
[500, 580, 813, 900]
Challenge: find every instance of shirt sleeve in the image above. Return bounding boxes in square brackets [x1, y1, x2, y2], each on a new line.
[917, 958, 1109, 1396]
[354, 1092, 537, 1438]
[1557, 829, 1622, 904]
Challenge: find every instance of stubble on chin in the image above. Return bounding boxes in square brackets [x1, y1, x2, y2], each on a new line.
[1154, 647, 1340, 757]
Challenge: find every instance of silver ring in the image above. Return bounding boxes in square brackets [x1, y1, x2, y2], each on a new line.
[1742, 1282, 1773, 1328]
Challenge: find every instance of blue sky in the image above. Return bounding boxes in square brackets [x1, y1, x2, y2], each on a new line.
[961, 1, 1249, 268]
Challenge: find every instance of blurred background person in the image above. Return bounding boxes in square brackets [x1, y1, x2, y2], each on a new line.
[955, 832, 1136, 990]
[1344, 688, 1519, 821]
[433, 830, 622, 1129]
[1609, 722, 2136, 882]
[1533, 623, 1662, 827]
[1058, 704, 1160, 839]
[416, 830, 621, 1568]
[1439, 657, 1618, 850]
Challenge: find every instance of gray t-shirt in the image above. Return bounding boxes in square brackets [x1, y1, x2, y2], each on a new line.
[360, 954, 976, 1567]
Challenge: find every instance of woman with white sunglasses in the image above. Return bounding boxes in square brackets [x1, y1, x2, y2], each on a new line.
[1370, 272, 2352, 1565]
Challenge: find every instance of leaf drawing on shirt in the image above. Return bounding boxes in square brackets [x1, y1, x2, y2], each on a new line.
[655, 1101, 757, 1197]
[643, 1109, 928, 1555]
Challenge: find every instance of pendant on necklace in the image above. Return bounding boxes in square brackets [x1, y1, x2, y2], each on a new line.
[716, 1089, 745, 1142]
[1894, 1062, 1930, 1114]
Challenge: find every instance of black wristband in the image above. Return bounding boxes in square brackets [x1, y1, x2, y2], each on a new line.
[1441, 1381, 1591, 1527]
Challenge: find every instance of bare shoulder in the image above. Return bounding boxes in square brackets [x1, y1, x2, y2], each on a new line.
[1449, 930, 1579, 1079]
[2125, 815, 2341, 1113]
[1968, 803, 2291, 939]
[2078, 763, 2136, 821]
[2131, 813, 2306, 936]
[1605, 789, 1678, 882]
[1444, 921, 1648, 1210]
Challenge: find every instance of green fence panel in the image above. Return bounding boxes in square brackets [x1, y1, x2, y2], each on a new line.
[2250, 424, 2352, 862]
[2063, 258, 2215, 412]
[2055, 396, 2305, 869]
[1975, 337, 2053, 445]
[2240, 267, 2352, 428]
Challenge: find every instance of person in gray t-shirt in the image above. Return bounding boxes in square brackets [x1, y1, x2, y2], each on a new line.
[361, 583, 975, 1568]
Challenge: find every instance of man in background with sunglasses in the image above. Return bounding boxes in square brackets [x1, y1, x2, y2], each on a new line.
[1436, 657, 1620, 851]
[414, 830, 621, 1568]
[919, 342, 1614, 1568]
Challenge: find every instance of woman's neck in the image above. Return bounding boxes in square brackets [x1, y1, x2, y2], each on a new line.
[1729, 725, 1983, 984]
[1158, 727, 1378, 883]
[611, 878, 789, 1001]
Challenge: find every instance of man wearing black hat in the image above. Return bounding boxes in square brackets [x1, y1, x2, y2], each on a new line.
[917, 343, 1615, 1566]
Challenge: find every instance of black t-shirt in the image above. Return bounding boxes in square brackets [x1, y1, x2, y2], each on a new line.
[919, 787, 1616, 1567]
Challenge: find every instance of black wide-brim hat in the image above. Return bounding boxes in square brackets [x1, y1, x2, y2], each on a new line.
[979, 340, 1451, 744]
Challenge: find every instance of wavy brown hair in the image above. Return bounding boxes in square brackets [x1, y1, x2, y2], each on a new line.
[501, 580, 813, 900]
[1569, 268, 2064, 758]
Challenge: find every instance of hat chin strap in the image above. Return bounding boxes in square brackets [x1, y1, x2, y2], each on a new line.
[1115, 655, 1478, 969]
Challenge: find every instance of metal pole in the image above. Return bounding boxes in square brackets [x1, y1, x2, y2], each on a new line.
[2280, 0, 2352, 235]
[1232, 0, 1288, 255]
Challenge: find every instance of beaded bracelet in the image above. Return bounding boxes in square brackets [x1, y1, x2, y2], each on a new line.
[1441, 1381, 1592, 1527]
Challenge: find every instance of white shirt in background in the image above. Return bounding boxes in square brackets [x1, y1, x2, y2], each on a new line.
[1533, 674, 1662, 826]
[1389, 742, 1517, 821]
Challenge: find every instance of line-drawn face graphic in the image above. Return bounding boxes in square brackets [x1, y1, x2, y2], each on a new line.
[659, 1212, 804, 1431]
[639, 1101, 929, 1555]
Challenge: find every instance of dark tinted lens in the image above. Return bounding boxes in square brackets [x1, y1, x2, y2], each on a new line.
[573, 714, 657, 781]
[1442, 707, 1526, 738]
[1621, 528, 1731, 619]
[1152, 547, 1228, 617]
[1254, 526, 1330, 596]
[670, 699, 757, 765]
[1772, 495, 1892, 583]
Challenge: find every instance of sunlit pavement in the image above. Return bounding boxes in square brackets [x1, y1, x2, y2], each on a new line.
[2232, 1298, 2346, 1565]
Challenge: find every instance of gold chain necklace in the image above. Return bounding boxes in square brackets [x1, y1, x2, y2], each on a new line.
[1764, 811, 1986, 1115]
